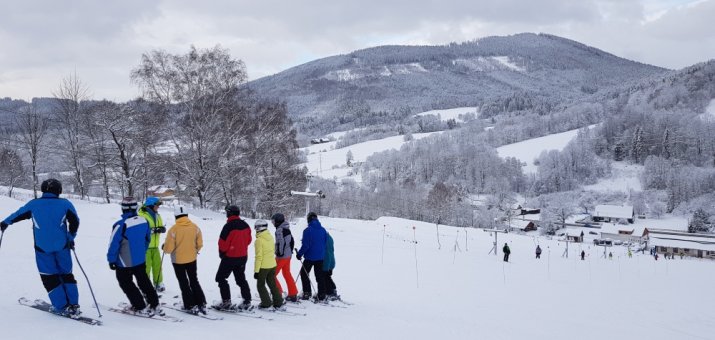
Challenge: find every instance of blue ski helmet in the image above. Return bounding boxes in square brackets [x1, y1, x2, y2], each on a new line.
[144, 196, 161, 207]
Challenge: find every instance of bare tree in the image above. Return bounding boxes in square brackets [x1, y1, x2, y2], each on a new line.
[82, 101, 116, 202]
[132, 45, 248, 208]
[12, 103, 48, 198]
[0, 147, 25, 197]
[53, 73, 90, 199]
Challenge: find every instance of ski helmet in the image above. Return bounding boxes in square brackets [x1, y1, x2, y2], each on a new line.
[121, 197, 138, 212]
[254, 219, 269, 232]
[40, 178, 62, 196]
[144, 196, 161, 207]
[271, 213, 285, 226]
[225, 205, 240, 217]
[307, 212, 318, 223]
[174, 205, 188, 218]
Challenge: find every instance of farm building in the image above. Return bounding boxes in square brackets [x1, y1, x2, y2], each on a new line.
[146, 185, 176, 199]
[508, 219, 537, 232]
[592, 205, 635, 224]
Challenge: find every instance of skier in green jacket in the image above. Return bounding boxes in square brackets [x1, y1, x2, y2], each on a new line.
[138, 197, 166, 292]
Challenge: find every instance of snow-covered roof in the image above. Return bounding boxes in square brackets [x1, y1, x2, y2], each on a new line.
[594, 205, 633, 219]
[649, 231, 715, 251]
[509, 219, 534, 230]
[519, 213, 541, 222]
[564, 229, 583, 237]
[600, 223, 633, 235]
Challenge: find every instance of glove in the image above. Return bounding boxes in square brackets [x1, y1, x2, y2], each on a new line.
[109, 263, 118, 270]
[154, 226, 167, 234]
[253, 273, 258, 280]
[0, 221, 8, 232]
[66, 240, 75, 250]
[219, 251, 226, 259]
[296, 254, 302, 261]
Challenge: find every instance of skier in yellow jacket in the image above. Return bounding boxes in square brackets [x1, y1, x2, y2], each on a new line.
[162, 206, 207, 314]
[253, 220, 284, 309]
[138, 197, 165, 292]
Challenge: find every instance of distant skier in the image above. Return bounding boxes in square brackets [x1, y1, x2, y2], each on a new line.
[214, 205, 252, 311]
[608, 252, 613, 259]
[535, 245, 542, 259]
[323, 232, 339, 300]
[138, 196, 166, 292]
[0, 179, 81, 316]
[297, 212, 328, 301]
[581, 250, 586, 260]
[502, 243, 511, 262]
[272, 213, 298, 302]
[253, 220, 283, 309]
[107, 197, 163, 316]
[627, 250, 633, 258]
[163, 206, 206, 314]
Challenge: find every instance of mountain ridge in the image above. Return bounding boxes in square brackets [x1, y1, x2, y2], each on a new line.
[246, 33, 669, 123]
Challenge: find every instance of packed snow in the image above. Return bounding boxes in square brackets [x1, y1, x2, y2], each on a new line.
[584, 162, 643, 192]
[491, 56, 524, 72]
[704, 98, 715, 120]
[496, 127, 583, 174]
[413, 107, 478, 122]
[1, 195, 713, 339]
[301, 131, 441, 180]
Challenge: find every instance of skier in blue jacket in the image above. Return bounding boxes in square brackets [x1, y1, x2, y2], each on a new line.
[0, 179, 81, 316]
[107, 197, 162, 316]
[296, 212, 328, 301]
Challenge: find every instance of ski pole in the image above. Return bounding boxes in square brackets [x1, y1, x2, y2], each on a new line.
[158, 250, 165, 285]
[72, 248, 102, 317]
[294, 249, 316, 294]
[0, 230, 4, 251]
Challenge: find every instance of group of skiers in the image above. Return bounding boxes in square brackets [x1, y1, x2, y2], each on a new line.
[0, 178, 339, 318]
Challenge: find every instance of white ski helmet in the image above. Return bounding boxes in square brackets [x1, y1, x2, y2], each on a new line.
[174, 205, 188, 218]
[254, 219, 269, 232]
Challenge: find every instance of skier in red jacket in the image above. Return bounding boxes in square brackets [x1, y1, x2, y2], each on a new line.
[214, 205, 253, 311]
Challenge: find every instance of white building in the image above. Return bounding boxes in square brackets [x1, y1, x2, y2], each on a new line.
[647, 229, 715, 259]
[599, 223, 647, 242]
[593, 205, 635, 224]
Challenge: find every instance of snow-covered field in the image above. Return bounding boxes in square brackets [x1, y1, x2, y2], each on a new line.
[1, 195, 714, 339]
[584, 162, 643, 193]
[301, 131, 441, 180]
[496, 127, 584, 174]
[414, 107, 479, 122]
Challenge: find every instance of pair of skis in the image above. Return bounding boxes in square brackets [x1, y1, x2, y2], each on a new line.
[18, 298, 102, 326]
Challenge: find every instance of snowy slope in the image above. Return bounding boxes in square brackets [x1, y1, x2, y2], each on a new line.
[301, 131, 441, 180]
[1, 195, 714, 339]
[496, 126, 595, 174]
[584, 162, 643, 193]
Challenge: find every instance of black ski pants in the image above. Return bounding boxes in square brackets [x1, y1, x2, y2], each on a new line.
[116, 263, 159, 310]
[299, 259, 328, 300]
[503, 253, 510, 262]
[215, 256, 251, 302]
[325, 269, 337, 295]
[172, 261, 206, 309]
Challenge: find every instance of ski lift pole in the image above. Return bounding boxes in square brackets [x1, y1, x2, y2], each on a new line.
[484, 228, 507, 256]
[290, 188, 325, 216]
[381, 224, 386, 265]
[412, 226, 419, 288]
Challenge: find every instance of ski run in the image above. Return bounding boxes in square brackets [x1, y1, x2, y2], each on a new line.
[1, 192, 714, 340]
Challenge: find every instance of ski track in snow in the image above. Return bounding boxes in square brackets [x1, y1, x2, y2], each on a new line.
[0, 195, 713, 339]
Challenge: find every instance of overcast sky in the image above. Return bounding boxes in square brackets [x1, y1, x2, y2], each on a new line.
[1, 0, 714, 101]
